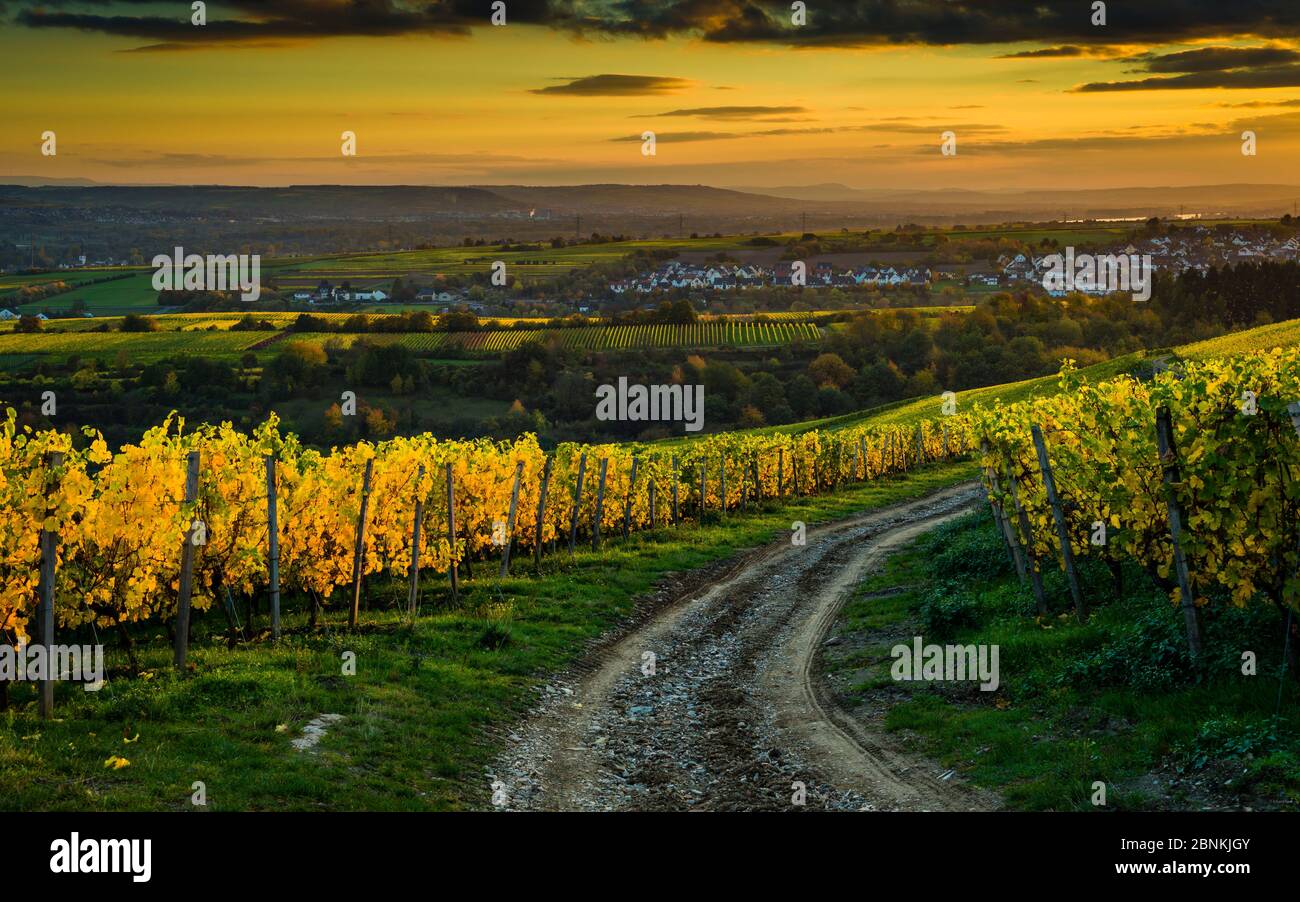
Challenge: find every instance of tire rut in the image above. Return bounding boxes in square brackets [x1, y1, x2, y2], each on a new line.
[493, 481, 1000, 812]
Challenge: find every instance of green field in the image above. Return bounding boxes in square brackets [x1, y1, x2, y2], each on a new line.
[12, 272, 158, 315]
[0, 329, 263, 363]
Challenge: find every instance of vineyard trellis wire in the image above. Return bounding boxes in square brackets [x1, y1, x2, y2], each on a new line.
[2, 405, 973, 715]
[973, 349, 1300, 673]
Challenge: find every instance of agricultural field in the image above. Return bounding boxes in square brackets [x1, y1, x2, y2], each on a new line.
[0, 311, 833, 365]
[10, 271, 158, 315]
[284, 320, 823, 355]
[0, 329, 263, 363]
[0, 269, 126, 291]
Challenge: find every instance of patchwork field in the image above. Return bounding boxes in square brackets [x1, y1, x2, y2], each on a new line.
[275, 320, 823, 354]
[0, 313, 828, 363]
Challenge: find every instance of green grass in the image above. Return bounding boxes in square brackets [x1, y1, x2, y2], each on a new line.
[17, 272, 160, 315]
[1177, 319, 1300, 360]
[0, 461, 975, 811]
[825, 512, 1300, 811]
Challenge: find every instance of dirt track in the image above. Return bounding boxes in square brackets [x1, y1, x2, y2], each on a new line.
[493, 482, 1000, 812]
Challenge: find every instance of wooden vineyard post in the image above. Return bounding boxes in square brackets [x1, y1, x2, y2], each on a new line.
[499, 460, 524, 577]
[777, 448, 785, 499]
[915, 424, 925, 468]
[568, 452, 587, 554]
[740, 460, 748, 512]
[942, 421, 950, 459]
[648, 479, 656, 529]
[591, 458, 609, 551]
[1006, 462, 1049, 616]
[792, 455, 801, 496]
[533, 456, 553, 573]
[1030, 424, 1086, 621]
[980, 441, 1026, 583]
[671, 455, 680, 525]
[445, 463, 458, 602]
[264, 454, 281, 640]
[349, 457, 375, 630]
[174, 450, 201, 669]
[36, 451, 64, 717]
[753, 455, 761, 503]
[858, 437, 866, 481]
[982, 441, 1024, 582]
[1155, 408, 1202, 658]
[720, 458, 727, 516]
[408, 464, 425, 616]
[622, 457, 639, 538]
[699, 460, 707, 520]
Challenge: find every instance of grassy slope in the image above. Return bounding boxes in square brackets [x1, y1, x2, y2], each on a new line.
[825, 513, 1300, 811]
[0, 462, 974, 811]
[725, 315, 1300, 441]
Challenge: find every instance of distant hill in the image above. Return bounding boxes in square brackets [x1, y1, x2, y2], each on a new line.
[476, 183, 821, 216]
[0, 185, 519, 218]
[3, 181, 1297, 223]
[730, 183, 1300, 219]
[0, 175, 104, 187]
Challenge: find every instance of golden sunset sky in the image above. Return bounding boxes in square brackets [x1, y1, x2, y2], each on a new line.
[4, 1, 1300, 189]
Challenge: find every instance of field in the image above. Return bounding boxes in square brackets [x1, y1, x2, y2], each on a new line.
[278, 320, 823, 354]
[0, 315, 827, 363]
[0, 329, 263, 363]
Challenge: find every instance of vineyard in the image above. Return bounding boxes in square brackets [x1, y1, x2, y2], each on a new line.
[286, 321, 821, 354]
[0, 316, 827, 363]
[974, 348, 1300, 659]
[6, 406, 972, 710]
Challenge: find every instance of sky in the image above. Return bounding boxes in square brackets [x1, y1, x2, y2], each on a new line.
[3, 1, 1300, 190]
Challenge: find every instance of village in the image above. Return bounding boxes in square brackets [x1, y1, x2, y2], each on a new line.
[608, 224, 1300, 299]
[994, 224, 1300, 293]
[608, 259, 937, 294]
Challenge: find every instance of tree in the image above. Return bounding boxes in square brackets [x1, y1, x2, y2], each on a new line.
[808, 352, 855, 389]
[120, 314, 158, 333]
[739, 405, 766, 428]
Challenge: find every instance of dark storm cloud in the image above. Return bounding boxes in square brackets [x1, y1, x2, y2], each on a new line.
[1075, 46, 1300, 91]
[1076, 65, 1300, 91]
[12, 1, 1300, 47]
[1132, 45, 1300, 72]
[577, 1, 1300, 47]
[997, 46, 1087, 59]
